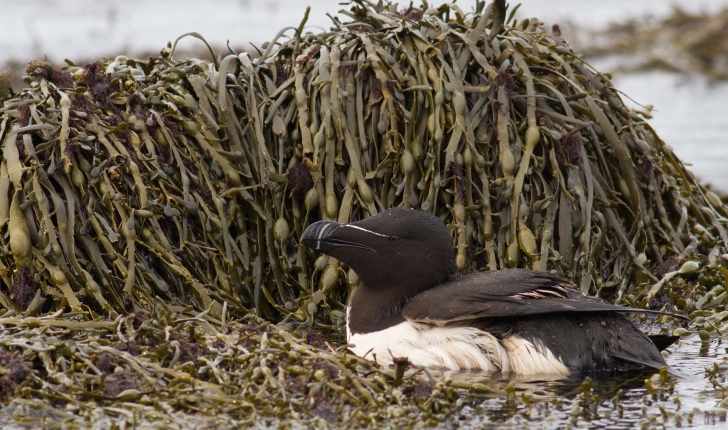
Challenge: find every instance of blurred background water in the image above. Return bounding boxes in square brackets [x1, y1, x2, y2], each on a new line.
[3, 0, 727, 61]
[2, 0, 728, 190]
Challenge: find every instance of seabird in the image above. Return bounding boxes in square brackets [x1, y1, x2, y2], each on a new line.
[301, 207, 681, 375]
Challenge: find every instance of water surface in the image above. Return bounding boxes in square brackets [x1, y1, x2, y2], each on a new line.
[436, 332, 728, 428]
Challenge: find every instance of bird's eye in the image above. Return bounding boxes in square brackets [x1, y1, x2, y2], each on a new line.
[388, 236, 401, 244]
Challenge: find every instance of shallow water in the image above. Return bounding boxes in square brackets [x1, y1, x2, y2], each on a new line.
[595, 69, 728, 192]
[2, 0, 726, 63]
[431, 332, 728, 428]
[319, 319, 728, 427]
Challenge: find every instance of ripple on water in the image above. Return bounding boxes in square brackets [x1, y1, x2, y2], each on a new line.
[419, 332, 728, 428]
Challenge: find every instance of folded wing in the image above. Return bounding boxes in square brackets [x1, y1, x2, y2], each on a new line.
[402, 269, 683, 372]
[403, 269, 684, 323]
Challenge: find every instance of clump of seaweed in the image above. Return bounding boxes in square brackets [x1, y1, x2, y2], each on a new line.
[10, 265, 39, 311]
[93, 353, 116, 374]
[0, 310, 464, 427]
[103, 371, 140, 397]
[2, 0, 725, 325]
[25, 60, 74, 88]
[0, 350, 30, 394]
[288, 162, 314, 201]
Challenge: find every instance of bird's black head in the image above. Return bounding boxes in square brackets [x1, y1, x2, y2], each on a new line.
[301, 208, 456, 296]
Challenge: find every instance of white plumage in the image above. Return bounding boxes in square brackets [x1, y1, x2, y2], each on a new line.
[347, 308, 569, 375]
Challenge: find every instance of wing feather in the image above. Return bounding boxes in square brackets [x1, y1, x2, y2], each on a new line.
[402, 269, 684, 323]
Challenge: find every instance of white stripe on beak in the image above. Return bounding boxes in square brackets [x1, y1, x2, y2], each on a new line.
[316, 222, 337, 249]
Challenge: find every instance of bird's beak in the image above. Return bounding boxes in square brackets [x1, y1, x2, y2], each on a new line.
[301, 221, 375, 254]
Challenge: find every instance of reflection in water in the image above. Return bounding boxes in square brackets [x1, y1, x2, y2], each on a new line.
[438, 368, 654, 399]
[325, 329, 727, 428]
[461, 333, 727, 428]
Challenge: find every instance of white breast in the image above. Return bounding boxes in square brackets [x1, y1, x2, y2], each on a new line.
[346, 313, 569, 375]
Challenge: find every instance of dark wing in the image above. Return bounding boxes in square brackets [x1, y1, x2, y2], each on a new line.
[403, 269, 684, 324]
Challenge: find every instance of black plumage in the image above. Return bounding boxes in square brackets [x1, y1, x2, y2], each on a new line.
[403, 269, 680, 322]
[301, 207, 683, 373]
[403, 269, 680, 371]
